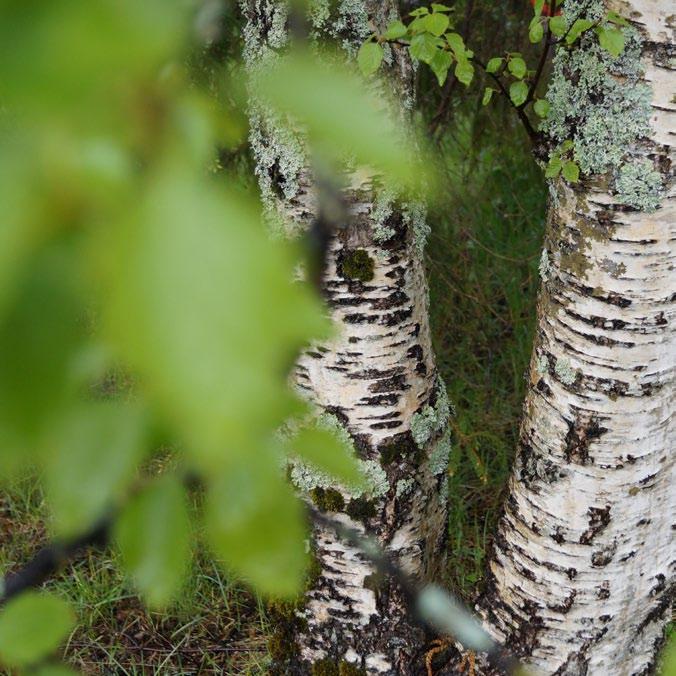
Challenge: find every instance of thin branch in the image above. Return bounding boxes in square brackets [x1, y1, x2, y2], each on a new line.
[0, 517, 110, 605]
[472, 57, 539, 142]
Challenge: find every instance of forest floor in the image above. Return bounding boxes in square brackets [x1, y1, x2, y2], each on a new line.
[0, 111, 545, 674]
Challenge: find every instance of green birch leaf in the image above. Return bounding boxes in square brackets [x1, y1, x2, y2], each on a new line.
[206, 460, 307, 598]
[534, 98, 550, 118]
[597, 26, 625, 58]
[46, 401, 147, 537]
[454, 57, 474, 87]
[482, 87, 495, 106]
[509, 80, 528, 106]
[410, 33, 438, 63]
[486, 57, 503, 74]
[383, 20, 407, 40]
[549, 15, 567, 37]
[425, 12, 450, 37]
[508, 56, 527, 79]
[431, 3, 452, 12]
[545, 155, 562, 178]
[529, 18, 544, 43]
[357, 41, 383, 76]
[562, 160, 580, 182]
[430, 49, 453, 86]
[566, 18, 594, 44]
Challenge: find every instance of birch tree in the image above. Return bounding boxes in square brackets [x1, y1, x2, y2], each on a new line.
[472, 1, 675, 673]
[241, 2, 451, 673]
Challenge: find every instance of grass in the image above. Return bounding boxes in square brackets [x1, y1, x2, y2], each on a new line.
[428, 110, 546, 598]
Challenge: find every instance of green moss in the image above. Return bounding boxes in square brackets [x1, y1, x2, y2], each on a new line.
[312, 658, 340, 676]
[341, 249, 375, 282]
[310, 486, 345, 512]
[339, 661, 367, 676]
[346, 496, 377, 522]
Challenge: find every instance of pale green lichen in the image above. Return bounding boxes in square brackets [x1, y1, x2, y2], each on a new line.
[428, 430, 452, 476]
[538, 249, 551, 282]
[410, 377, 452, 448]
[308, 0, 371, 53]
[555, 357, 578, 385]
[439, 475, 449, 508]
[395, 477, 414, 499]
[544, 1, 662, 210]
[404, 201, 431, 255]
[248, 107, 309, 236]
[544, 16, 651, 176]
[360, 459, 389, 499]
[614, 159, 664, 212]
[372, 187, 397, 243]
[536, 354, 549, 377]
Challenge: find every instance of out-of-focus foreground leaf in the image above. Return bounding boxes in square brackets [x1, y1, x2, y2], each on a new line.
[0, 592, 74, 668]
[114, 475, 191, 609]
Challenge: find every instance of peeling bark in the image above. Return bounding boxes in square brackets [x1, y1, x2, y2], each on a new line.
[240, 2, 449, 673]
[475, 2, 675, 674]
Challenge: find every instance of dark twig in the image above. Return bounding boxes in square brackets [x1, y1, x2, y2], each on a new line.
[0, 517, 110, 605]
[472, 57, 539, 142]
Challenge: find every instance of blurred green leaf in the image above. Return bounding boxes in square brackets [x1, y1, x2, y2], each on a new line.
[256, 49, 423, 189]
[103, 161, 328, 469]
[30, 665, 78, 676]
[482, 88, 495, 106]
[0, 592, 74, 668]
[290, 424, 363, 489]
[0, 243, 85, 459]
[509, 81, 529, 107]
[115, 475, 191, 609]
[357, 42, 383, 76]
[45, 401, 147, 537]
[0, 0, 186, 124]
[206, 459, 307, 598]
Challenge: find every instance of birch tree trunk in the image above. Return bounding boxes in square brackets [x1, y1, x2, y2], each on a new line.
[473, 1, 675, 673]
[241, 2, 450, 673]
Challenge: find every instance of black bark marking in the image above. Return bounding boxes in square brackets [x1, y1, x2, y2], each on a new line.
[564, 414, 608, 465]
[579, 505, 611, 545]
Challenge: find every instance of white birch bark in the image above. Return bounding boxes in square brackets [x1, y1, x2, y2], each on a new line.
[473, 2, 675, 674]
[240, 2, 450, 673]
